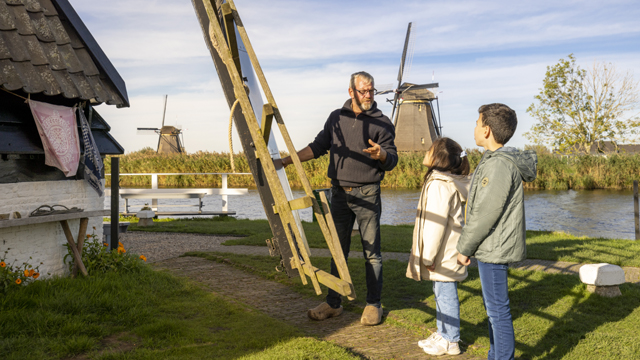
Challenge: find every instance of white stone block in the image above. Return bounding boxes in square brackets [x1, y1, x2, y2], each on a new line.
[579, 263, 625, 286]
[137, 210, 156, 219]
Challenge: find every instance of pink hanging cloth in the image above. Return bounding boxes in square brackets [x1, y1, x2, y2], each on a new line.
[29, 100, 80, 177]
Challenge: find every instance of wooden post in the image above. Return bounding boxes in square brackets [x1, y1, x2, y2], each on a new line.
[111, 157, 119, 251]
[222, 174, 228, 212]
[151, 174, 158, 211]
[634, 180, 639, 240]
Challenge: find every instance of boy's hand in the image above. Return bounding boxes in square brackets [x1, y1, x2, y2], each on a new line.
[457, 253, 471, 266]
[363, 139, 387, 163]
[426, 264, 436, 272]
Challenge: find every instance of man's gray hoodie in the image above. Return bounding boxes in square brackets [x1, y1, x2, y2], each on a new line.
[457, 147, 538, 264]
[308, 100, 398, 187]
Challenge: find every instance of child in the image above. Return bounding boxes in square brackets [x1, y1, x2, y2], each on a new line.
[406, 137, 472, 356]
[456, 104, 537, 360]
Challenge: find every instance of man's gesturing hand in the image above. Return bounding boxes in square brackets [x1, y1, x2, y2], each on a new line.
[363, 139, 387, 163]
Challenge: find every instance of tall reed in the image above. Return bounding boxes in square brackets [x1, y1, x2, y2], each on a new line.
[104, 148, 640, 190]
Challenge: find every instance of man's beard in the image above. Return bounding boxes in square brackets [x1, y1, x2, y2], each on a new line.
[355, 96, 373, 111]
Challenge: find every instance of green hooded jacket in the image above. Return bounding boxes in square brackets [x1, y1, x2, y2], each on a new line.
[456, 147, 538, 264]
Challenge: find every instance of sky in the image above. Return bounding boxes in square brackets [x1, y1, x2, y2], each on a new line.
[68, 0, 640, 154]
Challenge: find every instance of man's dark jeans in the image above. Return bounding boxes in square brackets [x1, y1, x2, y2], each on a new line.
[326, 183, 383, 308]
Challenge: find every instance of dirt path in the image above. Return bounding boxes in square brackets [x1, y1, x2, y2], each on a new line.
[155, 256, 482, 360]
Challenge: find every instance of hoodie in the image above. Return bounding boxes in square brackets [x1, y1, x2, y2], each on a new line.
[308, 100, 398, 187]
[457, 147, 538, 264]
[406, 170, 472, 282]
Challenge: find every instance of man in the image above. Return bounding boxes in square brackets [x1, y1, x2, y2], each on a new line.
[282, 71, 398, 326]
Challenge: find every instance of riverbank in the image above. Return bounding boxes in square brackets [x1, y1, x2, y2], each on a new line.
[105, 148, 640, 190]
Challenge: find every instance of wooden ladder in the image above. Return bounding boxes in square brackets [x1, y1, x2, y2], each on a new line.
[192, 0, 355, 299]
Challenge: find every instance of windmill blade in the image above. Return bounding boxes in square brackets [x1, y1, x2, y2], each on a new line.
[161, 94, 168, 127]
[391, 22, 413, 126]
[397, 82, 439, 92]
[402, 23, 416, 81]
[137, 128, 160, 135]
[375, 83, 394, 95]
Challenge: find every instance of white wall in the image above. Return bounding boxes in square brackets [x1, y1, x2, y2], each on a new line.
[0, 179, 105, 277]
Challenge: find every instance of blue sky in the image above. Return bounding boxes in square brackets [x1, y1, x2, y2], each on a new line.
[69, 0, 640, 153]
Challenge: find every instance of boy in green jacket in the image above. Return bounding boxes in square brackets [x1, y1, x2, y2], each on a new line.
[457, 103, 537, 359]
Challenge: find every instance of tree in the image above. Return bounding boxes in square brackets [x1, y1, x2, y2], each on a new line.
[525, 54, 640, 153]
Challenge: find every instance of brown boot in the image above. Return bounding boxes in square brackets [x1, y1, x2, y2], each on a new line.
[361, 305, 383, 326]
[307, 302, 343, 321]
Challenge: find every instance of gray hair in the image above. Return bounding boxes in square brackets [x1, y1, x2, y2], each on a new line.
[349, 71, 374, 89]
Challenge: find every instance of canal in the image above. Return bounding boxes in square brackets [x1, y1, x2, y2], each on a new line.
[107, 188, 638, 240]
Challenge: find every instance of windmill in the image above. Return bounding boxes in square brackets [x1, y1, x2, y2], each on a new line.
[378, 22, 442, 152]
[137, 95, 185, 154]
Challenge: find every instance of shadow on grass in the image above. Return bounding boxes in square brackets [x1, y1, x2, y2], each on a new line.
[383, 258, 640, 359]
[526, 230, 640, 267]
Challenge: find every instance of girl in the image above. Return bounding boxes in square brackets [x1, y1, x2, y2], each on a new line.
[406, 137, 471, 356]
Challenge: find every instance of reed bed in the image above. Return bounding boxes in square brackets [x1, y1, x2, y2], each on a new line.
[105, 147, 640, 190]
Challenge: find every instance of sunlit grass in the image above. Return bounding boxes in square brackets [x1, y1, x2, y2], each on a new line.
[190, 251, 640, 359]
[0, 266, 360, 360]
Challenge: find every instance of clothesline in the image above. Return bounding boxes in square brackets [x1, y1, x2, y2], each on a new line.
[0, 87, 28, 101]
[0, 87, 86, 108]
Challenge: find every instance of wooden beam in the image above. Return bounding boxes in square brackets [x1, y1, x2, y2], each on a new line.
[261, 103, 274, 145]
[319, 191, 356, 300]
[221, 3, 241, 76]
[72, 218, 89, 277]
[293, 259, 353, 296]
[60, 220, 88, 277]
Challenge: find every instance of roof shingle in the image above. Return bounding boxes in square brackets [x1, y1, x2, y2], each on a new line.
[0, 0, 128, 107]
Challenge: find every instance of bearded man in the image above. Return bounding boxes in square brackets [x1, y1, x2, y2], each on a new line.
[281, 71, 398, 326]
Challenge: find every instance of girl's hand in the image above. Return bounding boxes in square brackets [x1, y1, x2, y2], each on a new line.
[457, 253, 471, 266]
[426, 264, 436, 272]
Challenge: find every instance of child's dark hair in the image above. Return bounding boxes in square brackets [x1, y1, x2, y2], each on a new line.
[478, 103, 517, 145]
[424, 137, 470, 184]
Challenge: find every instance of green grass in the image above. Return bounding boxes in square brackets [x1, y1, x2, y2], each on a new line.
[0, 266, 360, 360]
[525, 230, 640, 267]
[128, 217, 640, 267]
[190, 251, 640, 360]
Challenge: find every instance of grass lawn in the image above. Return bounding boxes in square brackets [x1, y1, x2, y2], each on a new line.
[126, 217, 640, 267]
[0, 266, 360, 360]
[189, 251, 640, 360]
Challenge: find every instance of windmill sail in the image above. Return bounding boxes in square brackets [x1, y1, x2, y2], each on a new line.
[390, 22, 412, 126]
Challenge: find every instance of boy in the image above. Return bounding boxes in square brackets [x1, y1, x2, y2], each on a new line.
[456, 103, 537, 359]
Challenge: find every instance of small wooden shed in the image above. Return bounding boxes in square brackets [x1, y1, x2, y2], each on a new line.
[0, 0, 128, 277]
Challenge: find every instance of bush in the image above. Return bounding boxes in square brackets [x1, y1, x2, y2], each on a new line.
[0, 250, 42, 293]
[64, 232, 147, 275]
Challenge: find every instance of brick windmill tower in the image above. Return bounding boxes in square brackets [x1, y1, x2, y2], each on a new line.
[378, 23, 442, 152]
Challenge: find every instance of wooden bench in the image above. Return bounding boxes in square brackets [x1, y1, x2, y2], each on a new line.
[0, 210, 110, 277]
[105, 188, 248, 215]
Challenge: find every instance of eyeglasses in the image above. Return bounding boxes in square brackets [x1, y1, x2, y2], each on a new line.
[355, 89, 376, 96]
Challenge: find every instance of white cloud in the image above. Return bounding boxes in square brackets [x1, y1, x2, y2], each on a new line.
[68, 0, 640, 154]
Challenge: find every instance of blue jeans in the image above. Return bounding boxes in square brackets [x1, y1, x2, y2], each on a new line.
[477, 260, 515, 360]
[433, 281, 461, 342]
[326, 183, 382, 308]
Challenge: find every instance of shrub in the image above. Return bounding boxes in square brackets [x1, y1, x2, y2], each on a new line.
[64, 232, 147, 275]
[0, 250, 43, 293]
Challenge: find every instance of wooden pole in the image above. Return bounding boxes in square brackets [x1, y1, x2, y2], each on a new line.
[634, 180, 639, 240]
[111, 157, 119, 251]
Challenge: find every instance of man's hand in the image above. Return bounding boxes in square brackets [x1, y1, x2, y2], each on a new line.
[363, 139, 387, 163]
[457, 253, 471, 266]
[426, 263, 436, 272]
[280, 156, 292, 168]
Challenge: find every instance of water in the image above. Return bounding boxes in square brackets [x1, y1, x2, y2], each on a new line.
[106, 188, 638, 240]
